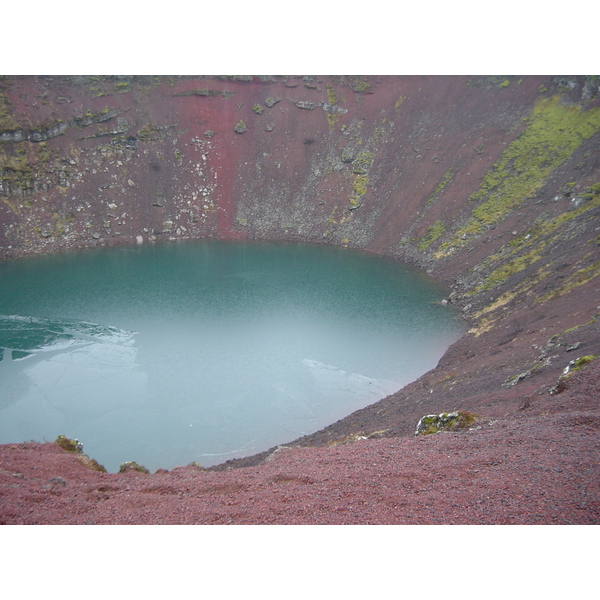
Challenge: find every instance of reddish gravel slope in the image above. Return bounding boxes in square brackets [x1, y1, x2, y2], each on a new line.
[1, 359, 598, 525]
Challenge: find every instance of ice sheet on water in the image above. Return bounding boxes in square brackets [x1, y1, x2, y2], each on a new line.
[0, 315, 145, 420]
[0, 314, 135, 358]
[301, 358, 400, 400]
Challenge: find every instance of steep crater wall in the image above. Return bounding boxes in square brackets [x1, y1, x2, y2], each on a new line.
[1, 75, 599, 465]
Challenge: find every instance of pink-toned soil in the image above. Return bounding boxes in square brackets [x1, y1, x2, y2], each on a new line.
[1, 359, 598, 525]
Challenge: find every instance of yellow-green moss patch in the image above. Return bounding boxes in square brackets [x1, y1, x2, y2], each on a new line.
[349, 173, 369, 209]
[426, 167, 455, 205]
[417, 221, 446, 250]
[473, 245, 546, 292]
[435, 96, 600, 259]
[535, 259, 600, 304]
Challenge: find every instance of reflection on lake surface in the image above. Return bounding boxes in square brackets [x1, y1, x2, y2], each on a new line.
[0, 241, 465, 472]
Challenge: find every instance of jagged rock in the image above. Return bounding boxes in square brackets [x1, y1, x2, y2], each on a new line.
[43, 477, 66, 489]
[582, 78, 599, 101]
[0, 130, 26, 142]
[234, 121, 247, 134]
[351, 151, 374, 174]
[264, 97, 281, 108]
[322, 103, 347, 115]
[506, 371, 531, 387]
[341, 148, 355, 163]
[294, 101, 318, 110]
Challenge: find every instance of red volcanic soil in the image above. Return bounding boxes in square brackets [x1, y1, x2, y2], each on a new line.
[1, 359, 598, 525]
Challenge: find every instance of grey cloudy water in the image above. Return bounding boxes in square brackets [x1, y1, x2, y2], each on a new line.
[0, 241, 465, 472]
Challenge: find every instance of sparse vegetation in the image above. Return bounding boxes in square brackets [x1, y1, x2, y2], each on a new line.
[54, 435, 106, 472]
[570, 355, 598, 372]
[535, 259, 600, 304]
[349, 174, 369, 209]
[550, 354, 598, 394]
[435, 96, 600, 259]
[426, 167, 455, 205]
[137, 124, 154, 140]
[394, 96, 407, 110]
[326, 86, 338, 105]
[417, 221, 446, 250]
[352, 151, 374, 175]
[352, 77, 371, 93]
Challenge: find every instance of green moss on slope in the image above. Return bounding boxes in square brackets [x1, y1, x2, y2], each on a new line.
[435, 96, 600, 259]
[534, 259, 600, 304]
[426, 167, 455, 205]
[417, 221, 446, 250]
[469, 184, 600, 293]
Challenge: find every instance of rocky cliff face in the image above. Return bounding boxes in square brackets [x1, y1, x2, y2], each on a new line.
[1, 75, 599, 461]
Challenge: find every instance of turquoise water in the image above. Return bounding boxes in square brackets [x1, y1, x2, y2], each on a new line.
[0, 240, 464, 471]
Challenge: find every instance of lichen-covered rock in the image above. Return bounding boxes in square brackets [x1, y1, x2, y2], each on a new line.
[234, 120, 247, 134]
[341, 147, 355, 163]
[351, 151, 374, 174]
[550, 355, 598, 394]
[415, 411, 475, 436]
[264, 97, 281, 108]
[55, 434, 84, 454]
